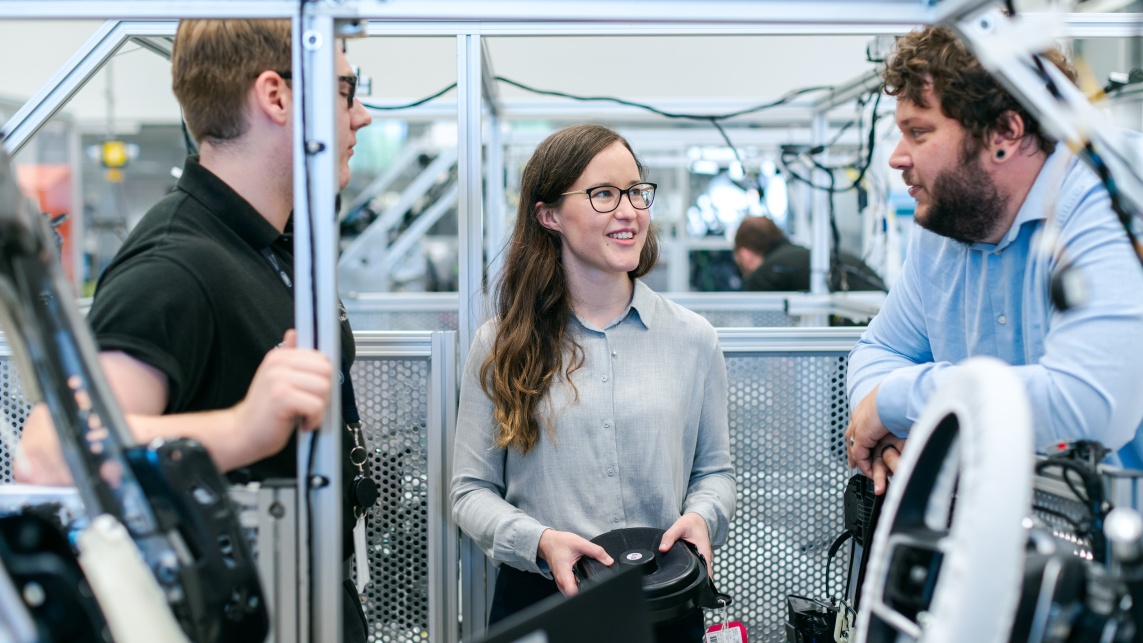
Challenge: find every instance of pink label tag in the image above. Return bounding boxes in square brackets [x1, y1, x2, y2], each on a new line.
[704, 621, 747, 643]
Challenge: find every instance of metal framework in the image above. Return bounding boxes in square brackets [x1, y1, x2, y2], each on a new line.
[3, 2, 1143, 641]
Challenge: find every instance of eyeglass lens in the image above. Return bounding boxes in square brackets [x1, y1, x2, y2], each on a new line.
[589, 184, 655, 212]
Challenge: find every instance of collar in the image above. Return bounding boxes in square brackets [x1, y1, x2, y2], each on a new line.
[177, 155, 284, 251]
[971, 148, 1071, 253]
[625, 279, 656, 329]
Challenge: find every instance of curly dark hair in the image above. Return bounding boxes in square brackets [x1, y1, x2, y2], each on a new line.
[883, 26, 1076, 155]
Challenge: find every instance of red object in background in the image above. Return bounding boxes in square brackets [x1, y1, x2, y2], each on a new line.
[15, 163, 74, 283]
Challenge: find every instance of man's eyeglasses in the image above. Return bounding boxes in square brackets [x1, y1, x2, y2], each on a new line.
[560, 182, 657, 214]
[275, 71, 358, 108]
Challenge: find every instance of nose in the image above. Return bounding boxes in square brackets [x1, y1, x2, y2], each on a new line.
[612, 193, 640, 219]
[888, 138, 910, 172]
[351, 98, 372, 131]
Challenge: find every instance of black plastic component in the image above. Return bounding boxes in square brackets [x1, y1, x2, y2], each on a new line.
[0, 513, 112, 642]
[126, 438, 268, 642]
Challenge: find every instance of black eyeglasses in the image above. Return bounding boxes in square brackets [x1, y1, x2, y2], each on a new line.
[275, 71, 358, 108]
[560, 182, 657, 213]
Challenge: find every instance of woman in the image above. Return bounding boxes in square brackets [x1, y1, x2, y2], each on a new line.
[450, 124, 735, 642]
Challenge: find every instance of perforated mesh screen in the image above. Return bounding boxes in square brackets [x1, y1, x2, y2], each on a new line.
[347, 310, 458, 332]
[0, 359, 35, 483]
[715, 354, 851, 641]
[352, 356, 433, 643]
[692, 310, 797, 328]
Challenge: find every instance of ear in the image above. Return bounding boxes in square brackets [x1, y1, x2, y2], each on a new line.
[250, 70, 291, 127]
[988, 110, 1025, 162]
[536, 201, 562, 233]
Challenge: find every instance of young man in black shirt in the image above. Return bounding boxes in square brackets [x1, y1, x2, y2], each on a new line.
[733, 215, 886, 292]
[17, 19, 374, 640]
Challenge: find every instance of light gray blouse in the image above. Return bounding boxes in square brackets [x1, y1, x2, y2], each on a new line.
[450, 280, 736, 574]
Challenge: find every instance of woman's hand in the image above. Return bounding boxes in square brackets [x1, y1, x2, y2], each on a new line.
[659, 512, 714, 577]
[537, 529, 614, 596]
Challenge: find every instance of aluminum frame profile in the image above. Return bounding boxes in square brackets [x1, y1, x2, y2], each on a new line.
[717, 326, 866, 354]
[427, 331, 460, 643]
[1, 20, 178, 155]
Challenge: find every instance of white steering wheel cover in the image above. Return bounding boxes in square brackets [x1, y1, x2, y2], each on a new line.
[855, 357, 1034, 643]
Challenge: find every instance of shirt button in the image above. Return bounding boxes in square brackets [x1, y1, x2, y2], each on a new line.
[612, 515, 620, 523]
[602, 374, 609, 382]
[603, 420, 612, 428]
[612, 351, 617, 357]
[607, 468, 615, 477]
[998, 315, 1007, 325]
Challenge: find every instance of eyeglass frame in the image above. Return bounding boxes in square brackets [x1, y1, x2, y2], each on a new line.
[274, 70, 358, 108]
[559, 182, 657, 214]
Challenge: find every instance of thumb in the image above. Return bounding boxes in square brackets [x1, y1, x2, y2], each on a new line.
[281, 329, 298, 349]
[659, 525, 683, 553]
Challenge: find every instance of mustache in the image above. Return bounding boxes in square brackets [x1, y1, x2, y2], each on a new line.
[902, 171, 916, 186]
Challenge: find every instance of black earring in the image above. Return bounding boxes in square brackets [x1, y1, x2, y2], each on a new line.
[996, 149, 1006, 159]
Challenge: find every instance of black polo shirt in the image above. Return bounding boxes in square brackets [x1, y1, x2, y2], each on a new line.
[89, 155, 357, 513]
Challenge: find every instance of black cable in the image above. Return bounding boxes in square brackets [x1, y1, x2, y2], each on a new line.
[493, 76, 834, 122]
[365, 82, 458, 111]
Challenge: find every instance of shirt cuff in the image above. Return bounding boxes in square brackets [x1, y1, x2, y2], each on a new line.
[493, 519, 551, 576]
[681, 502, 723, 549]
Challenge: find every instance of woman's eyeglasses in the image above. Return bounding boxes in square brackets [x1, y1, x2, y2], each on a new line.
[560, 182, 657, 213]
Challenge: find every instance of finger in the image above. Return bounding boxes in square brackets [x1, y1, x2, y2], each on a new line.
[587, 543, 614, 566]
[845, 423, 856, 469]
[883, 445, 901, 473]
[872, 456, 889, 495]
[281, 329, 297, 349]
[852, 442, 874, 478]
[552, 564, 579, 597]
[659, 525, 683, 552]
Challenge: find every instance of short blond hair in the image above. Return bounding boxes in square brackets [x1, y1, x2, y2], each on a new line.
[171, 19, 292, 145]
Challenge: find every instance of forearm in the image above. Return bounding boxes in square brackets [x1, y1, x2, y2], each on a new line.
[124, 407, 259, 473]
[682, 472, 736, 548]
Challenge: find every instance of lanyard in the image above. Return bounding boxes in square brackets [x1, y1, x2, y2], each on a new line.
[260, 246, 361, 426]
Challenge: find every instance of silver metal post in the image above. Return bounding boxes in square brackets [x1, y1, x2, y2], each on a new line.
[292, 11, 342, 643]
[810, 112, 830, 297]
[457, 34, 484, 365]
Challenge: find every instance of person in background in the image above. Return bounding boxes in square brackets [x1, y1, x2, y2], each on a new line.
[16, 19, 375, 640]
[451, 124, 736, 643]
[845, 26, 1143, 494]
[733, 215, 886, 292]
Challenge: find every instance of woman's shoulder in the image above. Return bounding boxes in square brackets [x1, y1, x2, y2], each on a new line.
[636, 281, 719, 344]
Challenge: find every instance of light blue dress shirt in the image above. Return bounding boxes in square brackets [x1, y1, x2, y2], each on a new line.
[451, 280, 736, 574]
[848, 150, 1143, 467]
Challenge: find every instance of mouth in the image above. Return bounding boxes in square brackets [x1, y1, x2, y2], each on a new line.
[607, 230, 636, 241]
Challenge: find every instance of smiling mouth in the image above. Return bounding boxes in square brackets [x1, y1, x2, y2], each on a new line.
[608, 231, 634, 240]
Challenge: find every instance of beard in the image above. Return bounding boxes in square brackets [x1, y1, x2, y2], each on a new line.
[913, 148, 1008, 244]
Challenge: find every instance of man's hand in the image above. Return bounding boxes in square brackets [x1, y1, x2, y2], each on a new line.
[845, 384, 890, 478]
[227, 330, 334, 466]
[659, 512, 714, 577]
[14, 405, 72, 485]
[537, 529, 614, 596]
[870, 435, 906, 495]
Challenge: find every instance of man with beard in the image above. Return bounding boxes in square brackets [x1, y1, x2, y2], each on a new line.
[845, 26, 1143, 493]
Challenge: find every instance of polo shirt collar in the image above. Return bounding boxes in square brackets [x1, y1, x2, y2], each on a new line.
[972, 148, 1070, 253]
[177, 155, 282, 250]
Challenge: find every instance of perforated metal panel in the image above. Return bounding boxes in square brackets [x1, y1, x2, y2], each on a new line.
[352, 356, 433, 643]
[0, 359, 34, 483]
[717, 353, 851, 642]
[692, 310, 797, 328]
[348, 310, 459, 332]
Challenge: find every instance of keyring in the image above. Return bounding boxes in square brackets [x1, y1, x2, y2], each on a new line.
[349, 445, 368, 468]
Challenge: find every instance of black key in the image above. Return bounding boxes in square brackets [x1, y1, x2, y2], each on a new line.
[351, 476, 379, 510]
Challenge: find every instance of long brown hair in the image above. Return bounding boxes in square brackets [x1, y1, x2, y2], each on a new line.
[482, 124, 659, 455]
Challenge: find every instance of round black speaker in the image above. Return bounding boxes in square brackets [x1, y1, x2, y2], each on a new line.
[576, 527, 710, 624]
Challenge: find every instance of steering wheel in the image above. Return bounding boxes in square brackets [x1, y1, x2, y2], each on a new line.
[854, 357, 1034, 643]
